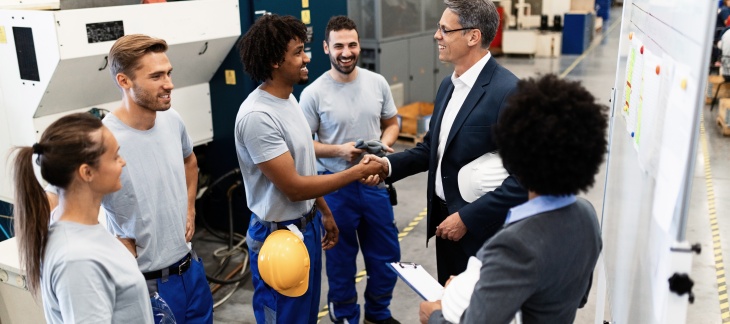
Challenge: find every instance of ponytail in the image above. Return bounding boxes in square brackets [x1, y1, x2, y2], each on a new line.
[12, 146, 50, 297]
[11, 112, 104, 297]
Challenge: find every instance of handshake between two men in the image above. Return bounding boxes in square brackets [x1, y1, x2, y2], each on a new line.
[358, 154, 390, 186]
[357, 153, 469, 243]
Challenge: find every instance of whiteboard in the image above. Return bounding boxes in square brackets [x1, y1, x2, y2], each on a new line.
[601, 0, 716, 323]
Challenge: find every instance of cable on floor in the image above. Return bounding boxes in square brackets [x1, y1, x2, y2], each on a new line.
[196, 169, 250, 308]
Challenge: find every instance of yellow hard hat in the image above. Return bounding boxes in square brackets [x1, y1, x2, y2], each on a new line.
[258, 230, 310, 297]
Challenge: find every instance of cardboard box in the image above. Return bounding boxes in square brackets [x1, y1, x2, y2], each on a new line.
[721, 98, 730, 125]
[571, 0, 595, 12]
[707, 75, 730, 103]
[398, 102, 434, 135]
[536, 31, 562, 57]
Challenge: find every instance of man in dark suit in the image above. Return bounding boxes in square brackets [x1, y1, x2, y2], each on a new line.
[366, 0, 527, 284]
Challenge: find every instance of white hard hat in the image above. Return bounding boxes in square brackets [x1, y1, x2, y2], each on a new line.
[457, 152, 509, 203]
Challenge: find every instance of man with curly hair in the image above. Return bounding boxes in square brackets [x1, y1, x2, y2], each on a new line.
[234, 14, 383, 323]
[419, 74, 607, 324]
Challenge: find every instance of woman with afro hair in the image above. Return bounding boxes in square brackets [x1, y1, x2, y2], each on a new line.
[420, 74, 608, 324]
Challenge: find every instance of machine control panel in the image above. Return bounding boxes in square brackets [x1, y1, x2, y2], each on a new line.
[86, 20, 124, 44]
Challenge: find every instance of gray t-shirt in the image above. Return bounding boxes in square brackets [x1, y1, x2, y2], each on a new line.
[102, 110, 192, 272]
[300, 67, 397, 173]
[234, 87, 316, 222]
[42, 221, 154, 324]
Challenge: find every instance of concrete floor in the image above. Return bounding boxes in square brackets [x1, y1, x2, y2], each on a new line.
[194, 5, 728, 323]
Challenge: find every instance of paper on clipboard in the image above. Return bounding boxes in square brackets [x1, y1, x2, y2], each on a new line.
[388, 262, 444, 302]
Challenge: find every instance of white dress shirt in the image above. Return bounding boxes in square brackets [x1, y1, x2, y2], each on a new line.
[434, 52, 491, 200]
[385, 52, 491, 201]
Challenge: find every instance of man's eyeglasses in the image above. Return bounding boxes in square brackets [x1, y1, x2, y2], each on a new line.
[436, 24, 476, 36]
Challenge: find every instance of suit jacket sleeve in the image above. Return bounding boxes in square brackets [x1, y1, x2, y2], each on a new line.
[387, 75, 453, 183]
[459, 175, 527, 241]
[387, 128, 433, 183]
[426, 232, 539, 324]
[460, 232, 539, 324]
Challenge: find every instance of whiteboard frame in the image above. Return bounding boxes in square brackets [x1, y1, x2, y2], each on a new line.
[599, 0, 716, 322]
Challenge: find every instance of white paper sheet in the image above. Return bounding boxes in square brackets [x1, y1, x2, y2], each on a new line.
[388, 262, 444, 302]
[652, 63, 696, 233]
[636, 51, 674, 175]
[623, 37, 645, 142]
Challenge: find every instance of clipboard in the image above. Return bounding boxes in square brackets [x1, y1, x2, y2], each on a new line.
[387, 262, 444, 302]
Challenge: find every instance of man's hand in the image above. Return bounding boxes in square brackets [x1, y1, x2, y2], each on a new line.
[419, 300, 442, 324]
[321, 211, 339, 250]
[380, 143, 395, 154]
[360, 154, 389, 184]
[359, 174, 381, 186]
[185, 208, 196, 242]
[339, 142, 364, 162]
[357, 155, 386, 186]
[435, 212, 467, 241]
[356, 154, 387, 179]
[117, 237, 138, 258]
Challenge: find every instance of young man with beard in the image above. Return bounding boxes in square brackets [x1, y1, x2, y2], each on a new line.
[299, 16, 401, 324]
[235, 15, 384, 323]
[46, 34, 214, 323]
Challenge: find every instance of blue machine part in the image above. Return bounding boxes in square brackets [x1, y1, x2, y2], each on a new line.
[202, 0, 347, 233]
[251, 0, 348, 98]
[0, 200, 12, 242]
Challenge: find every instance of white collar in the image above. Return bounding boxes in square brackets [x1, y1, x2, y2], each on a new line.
[451, 52, 491, 88]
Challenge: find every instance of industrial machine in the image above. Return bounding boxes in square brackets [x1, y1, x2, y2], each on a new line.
[501, 0, 569, 56]
[347, 0, 449, 106]
[202, 0, 348, 236]
[0, 1, 240, 322]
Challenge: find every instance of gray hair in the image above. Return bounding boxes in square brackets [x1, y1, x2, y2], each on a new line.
[444, 0, 499, 48]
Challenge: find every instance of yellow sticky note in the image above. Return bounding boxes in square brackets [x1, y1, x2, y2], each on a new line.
[0, 26, 6, 44]
[225, 70, 236, 85]
[301, 10, 311, 25]
[302, 0, 309, 8]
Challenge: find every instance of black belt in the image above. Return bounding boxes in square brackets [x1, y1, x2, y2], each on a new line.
[259, 202, 317, 232]
[143, 253, 192, 280]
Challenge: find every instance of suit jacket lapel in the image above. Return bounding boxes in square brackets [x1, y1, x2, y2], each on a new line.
[431, 81, 455, 160]
[444, 58, 498, 150]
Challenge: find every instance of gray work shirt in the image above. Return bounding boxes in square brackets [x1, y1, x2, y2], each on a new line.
[300, 67, 397, 172]
[102, 110, 192, 272]
[234, 87, 316, 222]
[42, 221, 154, 324]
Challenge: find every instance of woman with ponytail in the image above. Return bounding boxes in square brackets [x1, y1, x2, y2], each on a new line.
[12, 112, 153, 323]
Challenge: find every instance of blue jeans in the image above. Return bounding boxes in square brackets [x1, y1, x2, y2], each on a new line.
[322, 175, 400, 323]
[247, 212, 323, 323]
[154, 254, 214, 324]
